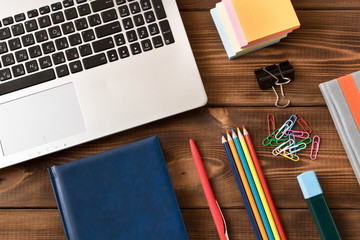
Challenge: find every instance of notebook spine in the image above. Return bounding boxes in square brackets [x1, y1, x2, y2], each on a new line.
[48, 167, 72, 240]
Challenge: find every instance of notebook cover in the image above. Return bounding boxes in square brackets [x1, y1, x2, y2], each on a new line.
[48, 136, 188, 240]
[319, 71, 360, 185]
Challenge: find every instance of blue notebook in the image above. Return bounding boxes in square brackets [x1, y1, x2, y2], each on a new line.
[48, 136, 188, 240]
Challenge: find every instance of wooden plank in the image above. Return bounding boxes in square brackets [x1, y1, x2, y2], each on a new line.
[180, 11, 360, 106]
[0, 107, 359, 208]
[0, 209, 359, 240]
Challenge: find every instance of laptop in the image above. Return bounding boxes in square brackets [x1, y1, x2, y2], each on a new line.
[0, 0, 207, 168]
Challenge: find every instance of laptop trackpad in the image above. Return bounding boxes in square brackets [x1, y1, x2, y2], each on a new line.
[0, 83, 86, 156]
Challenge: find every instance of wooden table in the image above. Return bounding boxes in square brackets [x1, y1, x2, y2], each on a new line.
[1, 0, 360, 239]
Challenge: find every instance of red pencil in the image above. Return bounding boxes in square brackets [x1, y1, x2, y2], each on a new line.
[243, 126, 287, 240]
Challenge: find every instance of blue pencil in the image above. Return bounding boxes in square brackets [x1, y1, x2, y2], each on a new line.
[232, 129, 274, 240]
[221, 134, 262, 240]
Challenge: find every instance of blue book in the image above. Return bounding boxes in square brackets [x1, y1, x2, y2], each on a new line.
[48, 136, 188, 240]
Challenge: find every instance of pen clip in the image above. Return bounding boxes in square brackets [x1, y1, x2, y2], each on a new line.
[216, 200, 230, 240]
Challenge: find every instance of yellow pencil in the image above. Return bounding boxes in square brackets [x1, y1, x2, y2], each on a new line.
[237, 128, 281, 240]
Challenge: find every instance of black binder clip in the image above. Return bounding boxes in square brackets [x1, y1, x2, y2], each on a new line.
[254, 60, 295, 108]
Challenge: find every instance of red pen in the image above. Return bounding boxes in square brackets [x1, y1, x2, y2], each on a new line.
[189, 139, 229, 240]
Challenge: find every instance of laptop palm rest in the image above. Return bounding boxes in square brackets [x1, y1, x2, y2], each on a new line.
[0, 83, 86, 156]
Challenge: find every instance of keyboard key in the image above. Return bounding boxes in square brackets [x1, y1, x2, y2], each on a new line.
[56, 64, 69, 77]
[55, 37, 69, 50]
[75, 18, 88, 31]
[52, 12, 65, 24]
[144, 11, 155, 23]
[25, 20, 38, 32]
[52, 52, 66, 64]
[91, 0, 114, 12]
[77, 0, 87, 3]
[38, 16, 52, 28]
[116, 0, 126, 5]
[27, 9, 39, 18]
[0, 28, 12, 40]
[29, 45, 42, 58]
[65, 47, 79, 60]
[140, 0, 152, 11]
[12, 64, 26, 77]
[133, 14, 144, 27]
[63, 0, 75, 7]
[0, 68, 12, 81]
[11, 24, 25, 36]
[152, 0, 166, 20]
[51, 2, 63, 11]
[122, 17, 133, 30]
[65, 7, 78, 20]
[148, 23, 159, 35]
[88, 14, 101, 27]
[0, 69, 56, 96]
[15, 13, 26, 22]
[39, 6, 51, 15]
[21, 34, 35, 46]
[61, 22, 75, 34]
[152, 35, 163, 48]
[114, 33, 125, 46]
[3, 17, 14, 26]
[15, 49, 28, 62]
[35, 30, 49, 43]
[118, 46, 129, 58]
[137, 26, 148, 39]
[2, 54, 15, 66]
[49, 26, 62, 38]
[69, 60, 83, 73]
[101, 9, 118, 23]
[25, 60, 39, 73]
[141, 39, 152, 51]
[8, 38, 22, 51]
[42, 41, 56, 54]
[107, 49, 118, 62]
[129, 2, 141, 14]
[118, 5, 130, 17]
[159, 20, 174, 45]
[126, 30, 137, 42]
[95, 21, 121, 38]
[0, 42, 8, 54]
[78, 4, 91, 16]
[83, 53, 107, 69]
[130, 42, 141, 55]
[92, 37, 114, 52]
[68, 33, 82, 46]
[79, 43, 92, 57]
[81, 29, 95, 42]
[39, 56, 52, 69]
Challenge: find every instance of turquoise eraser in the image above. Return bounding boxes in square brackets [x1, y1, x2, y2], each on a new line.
[297, 171, 323, 199]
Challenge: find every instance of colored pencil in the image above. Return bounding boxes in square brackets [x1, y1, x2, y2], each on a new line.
[232, 130, 273, 240]
[221, 134, 261, 240]
[243, 126, 287, 240]
[226, 132, 269, 240]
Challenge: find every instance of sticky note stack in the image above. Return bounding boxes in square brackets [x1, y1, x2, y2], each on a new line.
[210, 0, 300, 59]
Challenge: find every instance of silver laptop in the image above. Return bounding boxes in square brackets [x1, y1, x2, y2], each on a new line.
[0, 0, 207, 168]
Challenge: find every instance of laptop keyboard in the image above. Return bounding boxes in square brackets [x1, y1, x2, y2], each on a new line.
[0, 0, 175, 96]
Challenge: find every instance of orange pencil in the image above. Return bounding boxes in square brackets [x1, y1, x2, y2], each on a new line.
[227, 132, 268, 240]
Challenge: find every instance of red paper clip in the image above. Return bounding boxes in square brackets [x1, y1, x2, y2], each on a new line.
[310, 135, 320, 160]
[267, 114, 276, 136]
[295, 113, 312, 134]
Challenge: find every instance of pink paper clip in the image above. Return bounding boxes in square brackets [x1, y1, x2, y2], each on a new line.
[284, 130, 310, 139]
[310, 135, 320, 160]
[267, 114, 276, 136]
[295, 113, 312, 134]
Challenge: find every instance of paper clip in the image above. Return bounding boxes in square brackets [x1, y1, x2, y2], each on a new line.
[274, 149, 300, 162]
[297, 137, 312, 145]
[275, 119, 293, 140]
[267, 114, 276, 136]
[295, 113, 312, 134]
[284, 130, 310, 139]
[288, 133, 296, 155]
[287, 115, 297, 131]
[270, 138, 288, 147]
[287, 142, 307, 154]
[310, 135, 320, 160]
[272, 139, 294, 156]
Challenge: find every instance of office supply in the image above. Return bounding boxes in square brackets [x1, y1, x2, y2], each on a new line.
[288, 142, 306, 155]
[242, 126, 287, 240]
[319, 71, 360, 184]
[267, 114, 276, 136]
[189, 139, 229, 240]
[0, 0, 207, 168]
[310, 136, 320, 160]
[226, 132, 268, 240]
[232, 130, 273, 240]
[221, 134, 261, 240]
[47, 136, 189, 240]
[254, 61, 294, 108]
[297, 171, 341, 240]
[274, 149, 299, 162]
[284, 130, 310, 139]
[272, 139, 294, 156]
[295, 113, 312, 134]
[237, 128, 279, 240]
[275, 120, 293, 140]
